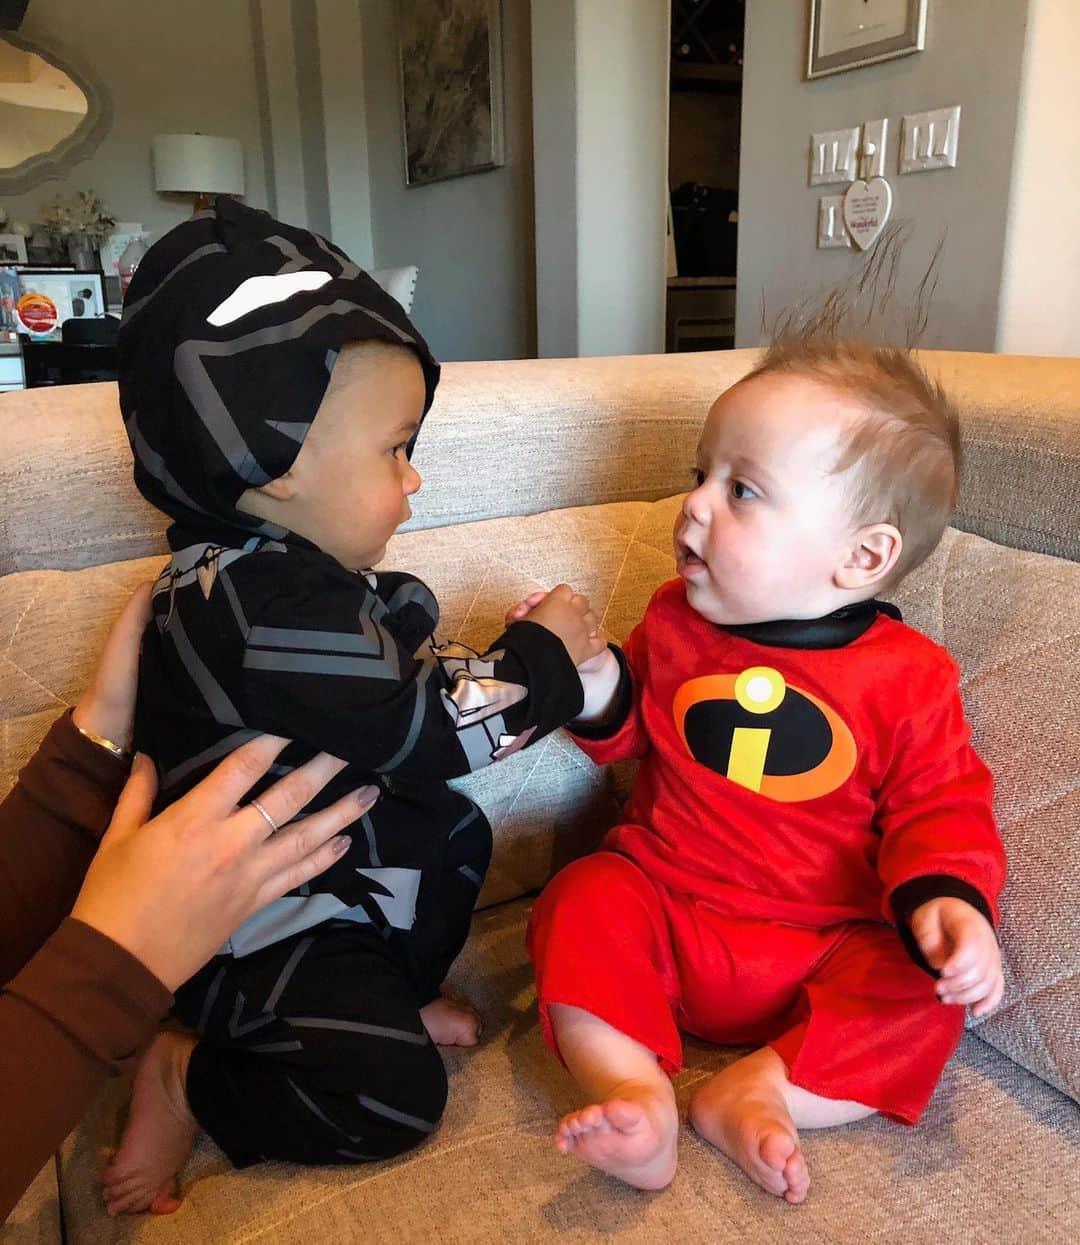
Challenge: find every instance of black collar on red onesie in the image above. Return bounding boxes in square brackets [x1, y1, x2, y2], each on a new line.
[721, 599, 902, 650]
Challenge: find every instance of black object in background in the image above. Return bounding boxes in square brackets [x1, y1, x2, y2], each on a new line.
[671, 183, 738, 277]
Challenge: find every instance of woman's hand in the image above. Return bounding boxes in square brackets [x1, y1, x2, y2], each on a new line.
[72, 583, 152, 752]
[71, 737, 377, 992]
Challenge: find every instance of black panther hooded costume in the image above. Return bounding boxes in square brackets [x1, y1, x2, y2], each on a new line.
[119, 199, 583, 1165]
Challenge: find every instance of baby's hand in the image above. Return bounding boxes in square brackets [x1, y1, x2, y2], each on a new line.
[576, 645, 621, 723]
[910, 897, 1004, 1017]
[505, 590, 547, 627]
[516, 584, 605, 668]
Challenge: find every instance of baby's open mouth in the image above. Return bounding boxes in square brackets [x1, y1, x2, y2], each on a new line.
[675, 539, 707, 577]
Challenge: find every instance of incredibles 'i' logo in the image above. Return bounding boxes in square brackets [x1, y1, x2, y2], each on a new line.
[672, 666, 856, 803]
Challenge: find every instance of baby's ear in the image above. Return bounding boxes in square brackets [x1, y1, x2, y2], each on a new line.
[835, 523, 902, 591]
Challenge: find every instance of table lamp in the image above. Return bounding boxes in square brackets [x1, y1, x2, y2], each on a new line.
[152, 133, 245, 212]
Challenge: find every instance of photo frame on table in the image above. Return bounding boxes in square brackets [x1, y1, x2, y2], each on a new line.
[0, 233, 29, 264]
[807, 0, 927, 80]
[13, 267, 105, 338]
[397, 0, 505, 187]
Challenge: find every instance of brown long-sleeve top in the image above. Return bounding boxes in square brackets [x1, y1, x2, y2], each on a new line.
[0, 711, 172, 1222]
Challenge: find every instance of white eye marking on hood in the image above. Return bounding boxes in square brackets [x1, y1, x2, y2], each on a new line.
[207, 271, 333, 327]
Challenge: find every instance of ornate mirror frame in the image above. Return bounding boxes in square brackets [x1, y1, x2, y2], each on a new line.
[0, 29, 112, 195]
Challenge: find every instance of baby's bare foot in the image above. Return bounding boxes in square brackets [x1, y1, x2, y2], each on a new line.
[689, 1053, 809, 1205]
[102, 1030, 197, 1217]
[555, 1080, 678, 1190]
[420, 995, 482, 1046]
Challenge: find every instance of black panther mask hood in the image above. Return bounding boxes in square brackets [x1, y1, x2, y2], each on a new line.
[118, 196, 440, 548]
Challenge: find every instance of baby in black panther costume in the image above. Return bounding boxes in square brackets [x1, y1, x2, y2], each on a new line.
[102, 199, 604, 1216]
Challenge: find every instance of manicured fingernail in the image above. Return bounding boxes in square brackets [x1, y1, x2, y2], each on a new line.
[355, 785, 379, 803]
[332, 835, 351, 855]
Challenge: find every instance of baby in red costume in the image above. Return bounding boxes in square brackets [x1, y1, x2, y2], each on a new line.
[516, 338, 1006, 1203]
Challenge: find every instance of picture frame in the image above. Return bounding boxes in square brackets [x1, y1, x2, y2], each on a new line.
[397, 0, 505, 187]
[0, 233, 29, 264]
[807, 0, 927, 80]
[14, 267, 105, 338]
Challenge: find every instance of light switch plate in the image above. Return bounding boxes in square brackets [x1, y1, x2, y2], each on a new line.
[860, 118, 888, 180]
[818, 196, 851, 249]
[809, 127, 859, 185]
[900, 106, 961, 173]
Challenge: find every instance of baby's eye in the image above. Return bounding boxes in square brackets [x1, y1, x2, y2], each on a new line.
[689, 466, 706, 487]
[730, 480, 757, 501]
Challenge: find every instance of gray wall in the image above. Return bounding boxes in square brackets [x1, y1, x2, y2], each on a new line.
[359, 0, 537, 362]
[574, 0, 668, 358]
[530, 0, 578, 358]
[531, 0, 669, 359]
[736, 0, 1031, 350]
[0, 0, 270, 239]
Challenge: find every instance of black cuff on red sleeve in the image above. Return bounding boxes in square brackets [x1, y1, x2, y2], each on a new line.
[891, 874, 997, 977]
[569, 645, 632, 741]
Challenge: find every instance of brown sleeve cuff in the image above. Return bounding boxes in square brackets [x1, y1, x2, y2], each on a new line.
[17, 709, 132, 844]
[5, 918, 172, 1074]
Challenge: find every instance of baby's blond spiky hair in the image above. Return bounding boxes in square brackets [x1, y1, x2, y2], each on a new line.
[743, 339, 960, 583]
[748, 224, 959, 585]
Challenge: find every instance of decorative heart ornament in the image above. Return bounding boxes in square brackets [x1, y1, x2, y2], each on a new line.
[843, 177, 893, 251]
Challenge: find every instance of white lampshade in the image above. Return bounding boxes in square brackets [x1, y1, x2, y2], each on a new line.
[152, 133, 245, 196]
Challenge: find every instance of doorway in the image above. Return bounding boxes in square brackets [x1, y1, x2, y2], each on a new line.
[665, 0, 745, 353]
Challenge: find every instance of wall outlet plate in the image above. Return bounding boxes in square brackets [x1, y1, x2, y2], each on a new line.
[900, 106, 961, 173]
[809, 127, 859, 185]
[818, 195, 851, 248]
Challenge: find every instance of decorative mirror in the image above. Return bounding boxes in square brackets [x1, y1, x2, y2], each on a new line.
[0, 30, 111, 195]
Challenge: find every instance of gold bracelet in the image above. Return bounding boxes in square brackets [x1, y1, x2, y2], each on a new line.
[73, 722, 132, 762]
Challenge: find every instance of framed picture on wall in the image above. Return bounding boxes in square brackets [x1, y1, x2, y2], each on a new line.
[397, 0, 505, 187]
[807, 0, 928, 80]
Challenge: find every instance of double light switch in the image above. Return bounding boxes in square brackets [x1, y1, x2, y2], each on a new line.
[899, 106, 961, 173]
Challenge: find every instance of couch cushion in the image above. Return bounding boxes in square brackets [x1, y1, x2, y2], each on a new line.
[55, 897, 1080, 1243]
[2, 1161, 62, 1245]
[891, 525, 1080, 1103]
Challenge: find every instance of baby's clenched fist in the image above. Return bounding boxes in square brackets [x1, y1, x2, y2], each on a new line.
[910, 897, 1004, 1018]
[518, 584, 606, 668]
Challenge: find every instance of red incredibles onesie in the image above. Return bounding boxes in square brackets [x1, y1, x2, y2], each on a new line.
[527, 580, 1006, 1123]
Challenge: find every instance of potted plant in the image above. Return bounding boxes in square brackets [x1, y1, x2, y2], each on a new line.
[36, 190, 116, 270]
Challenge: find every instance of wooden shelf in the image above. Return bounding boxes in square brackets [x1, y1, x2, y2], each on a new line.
[670, 61, 742, 92]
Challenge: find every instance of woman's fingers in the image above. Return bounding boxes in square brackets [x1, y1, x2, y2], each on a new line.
[106, 753, 159, 838]
[171, 734, 291, 822]
[242, 751, 353, 838]
[254, 787, 378, 902]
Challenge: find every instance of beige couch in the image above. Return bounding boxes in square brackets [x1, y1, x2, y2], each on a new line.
[2, 350, 1077, 1244]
